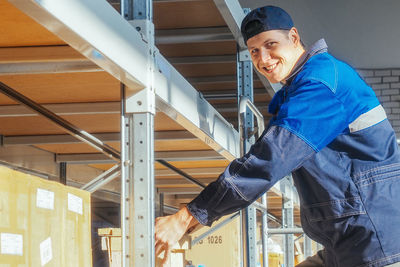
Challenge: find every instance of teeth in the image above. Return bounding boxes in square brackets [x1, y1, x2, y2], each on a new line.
[266, 63, 277, 71]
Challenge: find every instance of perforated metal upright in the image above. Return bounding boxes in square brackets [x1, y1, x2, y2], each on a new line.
[281, 177, 295, 267]
[121, 0, 156, 266]
[237, 28, 258, 266]
[261, 193, 268, 267]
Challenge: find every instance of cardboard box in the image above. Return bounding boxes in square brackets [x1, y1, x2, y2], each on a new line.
[98, 228, 189, 267]
[185, 215, 241, 267]
[0, 166, 92, 266]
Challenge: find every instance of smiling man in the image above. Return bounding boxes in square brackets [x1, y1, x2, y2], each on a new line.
[155, 6, 400, 267]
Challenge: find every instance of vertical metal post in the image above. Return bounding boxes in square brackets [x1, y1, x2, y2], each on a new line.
[59, 162, 67, 185]
[132, 112, 155, 266]
[241, 206, 257, 267]
[121, 83, 132, 267]
[122, 0, 133, 20]
[237, 11, 257, 264]
[261, 194, 268, 267]
[281, 177, 295, 267]
[121, 0, 155, 266]
[237, 51, 254, 147]
[304, 235, 312, 258]
[159, 193, 164, 217]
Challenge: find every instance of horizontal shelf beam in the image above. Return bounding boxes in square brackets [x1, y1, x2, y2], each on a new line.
[155, 27, 233, 44]
[0, 102, 119, 117]
[0, 46, 85, 63]
[188, 74, 260, 84]
[2, 130, 195, 145]
[157, 187, 202, 194]
[56, 150, 224, 163]
[156, 166, 224, 176]
[155, 178, 215, 186]
[203, 88, 268, 100]
[0, 61, 101, 75]
[168, 55, 236, 65]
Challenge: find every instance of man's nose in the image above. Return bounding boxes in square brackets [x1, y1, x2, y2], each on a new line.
[260, 48, 271, 63]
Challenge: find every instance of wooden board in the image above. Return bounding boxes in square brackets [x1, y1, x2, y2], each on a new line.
[158, 159, 230, 169]
[158, 41, 236, 57]
[0, 112, 184, 136]
[90, 159, 230, 171]
[34, 139, 212, 154]
[0, 0, 64, 47]
[0, 114, 120, 135]
[154, 0, 225, 30]
[174, 62, 235, 78]
[0, 72, 120, 105]
[0, 46, 84, 63]
[155, 174, 218, 180]
[195, 82, 237, 91]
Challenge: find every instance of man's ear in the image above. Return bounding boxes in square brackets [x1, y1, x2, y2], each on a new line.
[289, 27, 301, 46]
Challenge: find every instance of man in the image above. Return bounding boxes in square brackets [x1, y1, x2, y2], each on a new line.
[155, 6, 400, 267]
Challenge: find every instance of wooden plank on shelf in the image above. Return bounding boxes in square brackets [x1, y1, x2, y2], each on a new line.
[174, 63, 235, 78]
[34, 139, 213, 154]
[0, 114, 120, 135]
[0, 110, 186, 136]
[0, 0, 64, 47]
[154, 0, 225, 30]
[157, 41, 236, 57]
[0, 46, 84, 63]
[0, 72, 120, 105]
[90, 159, 230, 171]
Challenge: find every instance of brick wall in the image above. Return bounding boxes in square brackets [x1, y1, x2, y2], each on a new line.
[357, 69, 400, 138]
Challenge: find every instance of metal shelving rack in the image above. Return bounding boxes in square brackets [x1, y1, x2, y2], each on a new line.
[0, 0, 317, 266]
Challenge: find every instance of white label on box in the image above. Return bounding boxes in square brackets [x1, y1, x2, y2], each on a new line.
[68, 193, 83, 215]
[1, 233, 23, 256]
[40, 237, 52, 266]
[36, 188, 55, 210]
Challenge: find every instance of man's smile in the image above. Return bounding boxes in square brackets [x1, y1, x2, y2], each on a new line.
[264, 62, 278, 73]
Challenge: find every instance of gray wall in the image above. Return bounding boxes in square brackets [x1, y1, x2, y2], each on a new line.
[240, 0, 400, 69]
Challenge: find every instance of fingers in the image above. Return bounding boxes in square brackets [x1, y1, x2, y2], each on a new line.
[154, 209, 195, 266]
[155, 241, 170, 267]
[155, 223, 168, 257]
[155, 239, 164, 256]
[161, 244, 170, 267]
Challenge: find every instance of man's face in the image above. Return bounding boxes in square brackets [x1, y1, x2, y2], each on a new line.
[247, 29, 302, 83]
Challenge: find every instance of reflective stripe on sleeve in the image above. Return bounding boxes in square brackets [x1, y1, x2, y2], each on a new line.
[348, 105, 387, 133]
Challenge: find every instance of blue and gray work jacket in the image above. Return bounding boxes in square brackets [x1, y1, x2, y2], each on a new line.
[187, 39, 400, 267]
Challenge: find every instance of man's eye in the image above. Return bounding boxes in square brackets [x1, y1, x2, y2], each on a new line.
[251, 49, 258, 54]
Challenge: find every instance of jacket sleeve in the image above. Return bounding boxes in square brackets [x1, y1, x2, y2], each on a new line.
[187, 79, 348, 226]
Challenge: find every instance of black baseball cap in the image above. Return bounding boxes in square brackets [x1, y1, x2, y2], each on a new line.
[241, 6, 294, 45]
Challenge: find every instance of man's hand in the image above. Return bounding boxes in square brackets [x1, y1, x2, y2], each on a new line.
[155, 206, 199, 266]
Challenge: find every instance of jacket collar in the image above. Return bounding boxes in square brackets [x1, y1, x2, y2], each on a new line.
[283, 39, 328, 85]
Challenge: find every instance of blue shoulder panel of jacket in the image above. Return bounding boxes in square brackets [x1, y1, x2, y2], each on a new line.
[268, 52, 380, 152]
